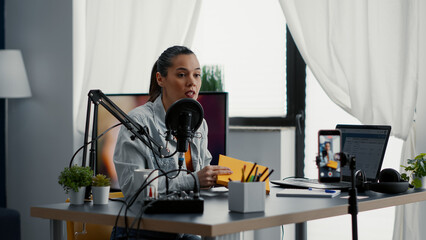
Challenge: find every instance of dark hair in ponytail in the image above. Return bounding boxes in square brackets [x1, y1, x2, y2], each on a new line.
[148, 46, 195, 102]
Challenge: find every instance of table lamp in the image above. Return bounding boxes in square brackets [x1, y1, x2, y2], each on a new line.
[0, 49, 31, 207]
[0, 50, 31, 98]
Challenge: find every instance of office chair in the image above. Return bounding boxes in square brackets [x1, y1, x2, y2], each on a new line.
[0, 207, 21, 240]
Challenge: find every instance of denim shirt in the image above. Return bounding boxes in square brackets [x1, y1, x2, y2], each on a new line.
[113, 95, 212, 201]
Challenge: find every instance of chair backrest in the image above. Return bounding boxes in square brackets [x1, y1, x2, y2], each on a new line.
[0, 208, 21, 240]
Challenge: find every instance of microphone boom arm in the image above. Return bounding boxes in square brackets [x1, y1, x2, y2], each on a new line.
[87, 89, 169, 159]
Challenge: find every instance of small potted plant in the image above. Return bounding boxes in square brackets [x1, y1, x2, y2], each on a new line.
[58, 165, 93, 205]
[200, 65, 224, 92]
[401, 153, 426, 189]
[91, 174, 111, 205]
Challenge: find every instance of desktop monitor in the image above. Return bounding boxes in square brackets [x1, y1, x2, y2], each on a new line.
[95, 92, 228, 190]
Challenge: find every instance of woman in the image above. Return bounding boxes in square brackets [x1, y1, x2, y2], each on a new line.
[112, 46, 232, 240]
[320, 142, 334, 167]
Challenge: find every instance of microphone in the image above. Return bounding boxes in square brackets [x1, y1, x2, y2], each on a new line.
[165, 98, 204, 168]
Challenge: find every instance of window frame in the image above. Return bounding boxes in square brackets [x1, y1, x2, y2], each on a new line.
[0, 0, 6, 208]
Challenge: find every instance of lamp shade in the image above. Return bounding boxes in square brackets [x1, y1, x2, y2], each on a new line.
[0, 50, 31, 98]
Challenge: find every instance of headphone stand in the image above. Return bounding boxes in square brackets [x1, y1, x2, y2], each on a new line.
[347, 155, 358, 240]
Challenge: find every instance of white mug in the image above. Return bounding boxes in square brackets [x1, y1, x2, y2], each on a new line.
[133, 169, 159, 201]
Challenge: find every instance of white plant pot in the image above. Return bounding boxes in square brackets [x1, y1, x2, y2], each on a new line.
[412, 176, 426, 189]
[69, 187, 86, 205]
[92, 186, 110, 205]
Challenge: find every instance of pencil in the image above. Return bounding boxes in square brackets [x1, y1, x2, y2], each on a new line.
[261, 169, 274, 182]
[248, 175, 255, 182]
[241, 165, 246, 182]
[257, 173, 262, 182]
[257, 167, 269, 181]
[245, 163, 257, 182]
[253, 167, 258, 182]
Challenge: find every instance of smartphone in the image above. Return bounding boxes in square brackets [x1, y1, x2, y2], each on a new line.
[318, 129, 341, 183]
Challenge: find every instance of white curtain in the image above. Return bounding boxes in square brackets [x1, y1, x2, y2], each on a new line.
[279, 0, 423, 239]
[74, 0, 202, 135]
[393, 122, 421, 240]
[279, 0, 419, 140]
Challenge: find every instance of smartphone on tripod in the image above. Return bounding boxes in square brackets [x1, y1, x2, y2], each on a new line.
[318, 129, 341, 183]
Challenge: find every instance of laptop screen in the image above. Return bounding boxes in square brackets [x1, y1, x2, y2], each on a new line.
[336, 125, 391, 182]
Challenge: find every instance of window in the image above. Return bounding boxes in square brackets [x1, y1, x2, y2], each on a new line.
[192, 0, 287, 121]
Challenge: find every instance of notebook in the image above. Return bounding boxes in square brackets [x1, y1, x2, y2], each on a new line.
[276, 188, 341, 198]
[271, 125, 391, 190]
[216, 155, 271, 194]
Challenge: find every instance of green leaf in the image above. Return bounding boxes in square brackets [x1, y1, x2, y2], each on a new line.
[92, 174, 111, 187]
[200, 65, 224, 92]
[58, 165, 93, 193]
[412, 178, 422, 188]
[400, 173, 409, 181]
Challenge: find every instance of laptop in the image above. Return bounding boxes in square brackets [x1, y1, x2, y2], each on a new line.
[271, 125, 391, 190]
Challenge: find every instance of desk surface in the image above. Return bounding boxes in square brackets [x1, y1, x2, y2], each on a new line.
[31, 187, 426, 237]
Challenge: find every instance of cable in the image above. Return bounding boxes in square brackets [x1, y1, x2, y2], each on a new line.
[142, 126, 195, 193]
[110, 198, 128, 240]
[127, 168, 198, 208]
[133, 192, 179, 239]
[113, 172, 169, 239]
[111, 168, 199, 240]
[69, 123, 122, 168]
[125, 169, 188, 236]
[144, 129, 171, 194]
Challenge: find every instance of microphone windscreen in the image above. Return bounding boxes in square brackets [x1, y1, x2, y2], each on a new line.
[165, 98, 204, 133]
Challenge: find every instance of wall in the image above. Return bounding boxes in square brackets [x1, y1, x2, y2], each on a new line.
[229, 127, 295, 181]
[5, 0, 73, 240]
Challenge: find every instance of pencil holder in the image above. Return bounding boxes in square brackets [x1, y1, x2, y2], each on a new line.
[228, 181, 265, 213]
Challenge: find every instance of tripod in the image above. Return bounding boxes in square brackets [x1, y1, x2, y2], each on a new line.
[316, 153, 358, 240]
[346, 154, 358, 240]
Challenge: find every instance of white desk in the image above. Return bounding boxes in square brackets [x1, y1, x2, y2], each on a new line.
[31, 187, 426, 239]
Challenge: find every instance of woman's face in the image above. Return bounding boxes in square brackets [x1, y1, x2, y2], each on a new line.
[325, 142, 331, 151]
[157, 54, 201, 111]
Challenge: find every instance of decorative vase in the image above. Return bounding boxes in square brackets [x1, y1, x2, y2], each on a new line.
[69, 187, 86, 205]
[92, 186, 110, 205]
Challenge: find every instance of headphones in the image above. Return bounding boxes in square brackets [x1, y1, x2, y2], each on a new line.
[356, 168, 410, 194]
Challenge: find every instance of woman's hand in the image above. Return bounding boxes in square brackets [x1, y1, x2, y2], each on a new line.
[197, 165, 233, 188]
